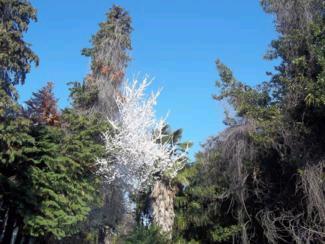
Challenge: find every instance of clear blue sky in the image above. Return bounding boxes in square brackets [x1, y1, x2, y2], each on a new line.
[20, 0, 278, 158]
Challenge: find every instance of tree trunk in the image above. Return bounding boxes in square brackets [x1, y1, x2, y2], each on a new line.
[98, 226, 114, 244]
[98, 182, 125, 244]
[0, 205, 8, 241]
[2, 207, 15, 244]
[150, 180, 176, 238]
[103, 227, 113, 244]
[22, 236, 30, 244]
[98, 227, 105, 244]
[15, 225, 24, 244]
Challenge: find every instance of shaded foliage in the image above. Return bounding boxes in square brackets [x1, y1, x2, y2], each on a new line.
[173, 0, 325, 243]
[119, 225, 170, 244]
[0, 0, 39, 97]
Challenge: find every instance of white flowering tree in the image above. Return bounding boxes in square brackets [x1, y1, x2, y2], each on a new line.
[97, 78, 187, 192]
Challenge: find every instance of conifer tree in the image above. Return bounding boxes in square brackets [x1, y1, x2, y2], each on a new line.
[0, 0, 38, 242]
[82, 5, 132, 87]
[71, 4, 132, 116]
[25, 82, 60, 126]
[173, 0, 324, 243]
[69, 5, 133, 243]
[19, 84, 107, 242]
[0, 91, 35, 243]
[0, 0, 39, 97]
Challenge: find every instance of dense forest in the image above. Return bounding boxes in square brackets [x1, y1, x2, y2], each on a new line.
[0, 0, 324, 243]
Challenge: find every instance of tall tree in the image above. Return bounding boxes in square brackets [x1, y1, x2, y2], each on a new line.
[69, 5, 133, 243]
[97, 79, 189, 241]
[0, 0, 38, 242]
[97, 79, 186, 192]
[71, 4, 132, 117]
[173, 154, 242, 243]
[173, 0, 324, 243]
[0, 91, 35, 243]
[0, 0, 39, 97]
[148, 126, 189, 237]
[16, 84, 106, 242]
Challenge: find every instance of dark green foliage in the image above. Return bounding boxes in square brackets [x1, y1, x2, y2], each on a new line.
[0, 80, 107, 242]
[174, 0, 325, 243]
[173, 157, 241, 244]
[82, 4, 132, 70]
[22, 108, 107, 239]
[0, 99, 36, 242]
[119, 225, 170, 244]
[72, 5, 132, 115]
[60, 109, 107, 168]
[67, 5, 133, 243]
[0, 5, 108, 237]
[0, 0, 39, 97]
[68, 79, 99, 112]
[1, 0, 324, 243]
[0, 1, 39, 242]
[24, 125, 91, 238]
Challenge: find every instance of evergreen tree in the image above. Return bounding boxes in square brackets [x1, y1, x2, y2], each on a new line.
[20, 85, 107, 242]
[173, 151, 241, 244]
[82, 5, 132, 84]
[25, 82, 60, 126]
[71, 4, 132, 116]
[173, 0, 324, 243]
[119, 225, 171, 244]
[68, 5, 133, 243]
[0, 0, 38, 242]
[0, 91, 36, 243]
[0, 0, 39, 97]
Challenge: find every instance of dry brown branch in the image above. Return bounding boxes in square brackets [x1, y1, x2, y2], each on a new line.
[300, 161, 325, 223]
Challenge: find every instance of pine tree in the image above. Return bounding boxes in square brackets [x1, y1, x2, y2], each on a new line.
[173, 0, 324, 243]
[71, 5, 132, 116]
[119, 225, 170, 244]
[25, 82, 60, 126]
[0, 0, 38, 242]
[0, 92, 36, 243]
[68, 5, 133, 243]
[0, 0, 39, 97]
[18, 84, 107, 241]
[173, 151, 241, 244]
[82, 5, 132, 86]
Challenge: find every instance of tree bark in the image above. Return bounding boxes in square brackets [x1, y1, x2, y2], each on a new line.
[150, 180, 176, 238]
[0, 206, 8, 241]
[22, 236, 30, 244]
[98, 227, 105, 244]
[2, 207, 15, 244]
[15, 225, 24, 244]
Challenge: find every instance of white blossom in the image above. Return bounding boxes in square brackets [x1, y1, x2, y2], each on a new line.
[97, 78, 187, 191]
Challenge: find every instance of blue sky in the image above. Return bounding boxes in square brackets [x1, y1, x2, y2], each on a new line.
[21, 0, 278, 158]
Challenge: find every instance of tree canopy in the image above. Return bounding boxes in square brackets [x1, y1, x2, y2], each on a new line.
[0, 0, 324, 243]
